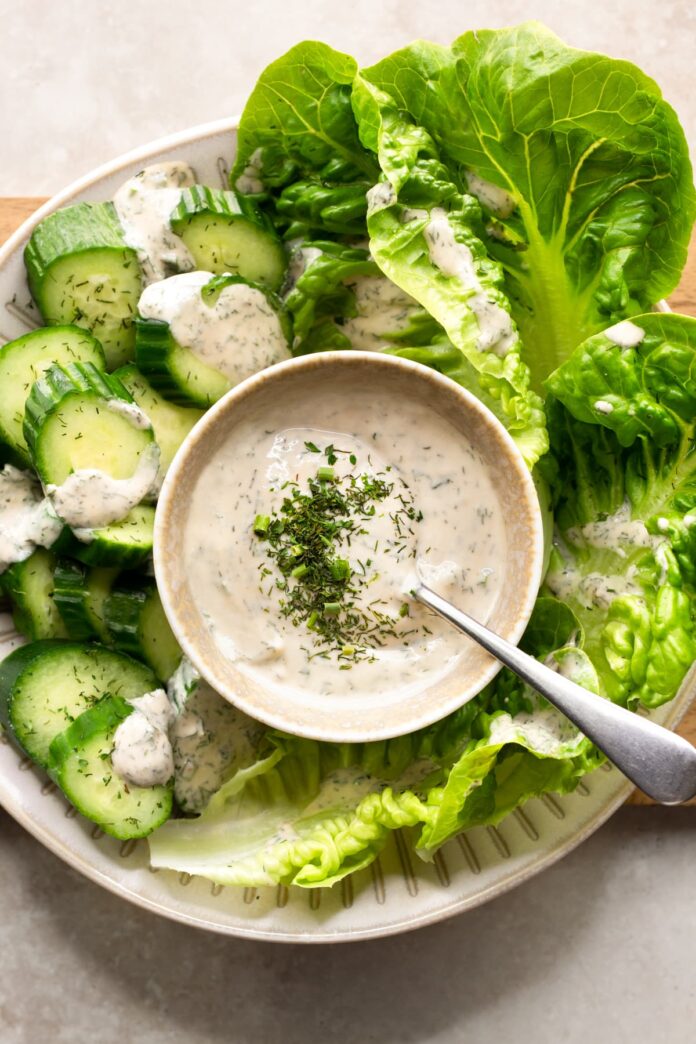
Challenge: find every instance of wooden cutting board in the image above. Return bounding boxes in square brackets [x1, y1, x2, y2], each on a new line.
[2, 197, 695, 805]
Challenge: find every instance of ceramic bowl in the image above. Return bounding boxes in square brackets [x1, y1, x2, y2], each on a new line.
[154, 350, 545, 742]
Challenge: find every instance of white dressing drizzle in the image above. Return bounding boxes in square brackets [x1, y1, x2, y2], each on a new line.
[111, 689, 175, 789]
[465, 172, 516, 218]
[604, 320, 645, 349]
[0, 466, 63, 573]
[235, 147, 265, 195]
[340, 275, 422, 351]
[47, 442, 160, 530]
[138, 272, 291, 384]
[113, 161, 196, 284]
[424, 208, 516, 356]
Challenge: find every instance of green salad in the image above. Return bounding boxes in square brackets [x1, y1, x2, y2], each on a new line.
[1, 22, 695, 888]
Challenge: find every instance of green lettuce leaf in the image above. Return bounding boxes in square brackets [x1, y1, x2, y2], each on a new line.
[230, 41, 377, 237]
[350, 75, 547, 466]
[361, 22, 695, 388]
[285, 240, 442, 352]
[149, 599, 600, 887]
[542, 364, 696, 708]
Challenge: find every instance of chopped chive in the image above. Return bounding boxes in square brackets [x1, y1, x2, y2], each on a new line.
[253, 514, 270, 536]
[330, 558, 350, 581]
[289, 544, 304, 558]
[399, 602, 410, 617]
[307, 610, 319, 629]
[291, 563, 308, 579]
[317, 465, 335, 482]
[304, 441, 320, 453]
[323, 601, 341, 616]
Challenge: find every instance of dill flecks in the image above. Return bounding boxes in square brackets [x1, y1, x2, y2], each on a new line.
[253, 445, 421, 660]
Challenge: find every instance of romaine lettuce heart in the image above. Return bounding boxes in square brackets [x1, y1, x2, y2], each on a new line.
[360, 22, 695, 389]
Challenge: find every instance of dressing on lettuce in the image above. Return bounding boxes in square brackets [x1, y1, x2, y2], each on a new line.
[148, 27, 696, 889]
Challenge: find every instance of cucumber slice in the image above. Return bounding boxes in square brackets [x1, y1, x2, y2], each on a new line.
[105, 580, 181, 681]
[24, 361, 155, 486]
[134, 317, 230, 407]
[170, 186, 286, 289]
[57, 504, 155, 569]
[2, 548, 67, 640]
[135, 275, 291, 408]
[24, 202, 142, 369]
[0, 640, 156, 768]
[53, 558, 119, 641]
[0, 326, 105, 466]
[49, 695, 173, 839]
[113, 364, 202, 476]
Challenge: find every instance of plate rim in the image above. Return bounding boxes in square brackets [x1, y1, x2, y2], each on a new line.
[0, 120, 693, 943]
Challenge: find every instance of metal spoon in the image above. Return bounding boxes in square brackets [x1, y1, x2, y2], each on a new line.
[414, 582, 696, 805]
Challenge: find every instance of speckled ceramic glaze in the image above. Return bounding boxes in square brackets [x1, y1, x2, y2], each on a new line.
[0, 121, 694, 943]
[155, 350, 545, 742]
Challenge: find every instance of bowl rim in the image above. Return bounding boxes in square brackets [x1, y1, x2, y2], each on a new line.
[154, 349, 546, 742]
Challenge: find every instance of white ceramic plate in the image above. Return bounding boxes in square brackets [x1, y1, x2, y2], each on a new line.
[0, 121, 694, 943]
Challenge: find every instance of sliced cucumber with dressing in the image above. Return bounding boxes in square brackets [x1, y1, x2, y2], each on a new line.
[24, 202, 142, 369]
[135, 273, 292, 408]
[23, 361, 155, 485]
[49, 695, 173, 839]
[2, 548, 67, 641]
[53, 558, 118, 641]
[113, 364, 202, 476]
[56, 504, 155, 569]
[170, 186, 286, 289]
[0, 326, 105, 466]
[134, 316, 230, 407]
[105, 580, 181, 681]
[0, 640, 156, 768]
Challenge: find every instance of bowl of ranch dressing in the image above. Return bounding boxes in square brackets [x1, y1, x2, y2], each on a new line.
[154, 352, 545, 742]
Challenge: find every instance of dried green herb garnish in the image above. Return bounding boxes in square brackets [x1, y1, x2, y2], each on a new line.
[253, 444, 422, 660]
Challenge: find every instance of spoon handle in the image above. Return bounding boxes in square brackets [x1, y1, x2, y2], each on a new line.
[416, 583, 696, 804]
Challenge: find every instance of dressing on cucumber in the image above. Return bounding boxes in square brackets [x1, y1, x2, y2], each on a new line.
[24, 361, 160, 539]
[0, 465, 62, 573]
[0, 326, 105, 465]
[50, 694, 173, 839]
[136, 272, 291, 407]
[0, 640, 156, 768]
[113, 162, 197, 284]
[24, 202, 142, 369]
[113, 365, 203, 480]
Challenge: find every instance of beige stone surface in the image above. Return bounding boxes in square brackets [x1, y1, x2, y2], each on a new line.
[0, 0, 694, 194]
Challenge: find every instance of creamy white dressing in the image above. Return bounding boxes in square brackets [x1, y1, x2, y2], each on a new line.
[401, 208, 429, 223]
[0, 466, 63, 573]
[235, 147, 265, 195]
[465, 172, 516, 218]
[568, 501, 663, 558]
[488, 702, 584, 757]
[366, 181, 396, 214]
[111, 689, 175, 789]
[184, 385, 506, 701]
[113, 161, 196, 284]
[340, 274, 422, 351]
[105, 398, 153, 430]
[46, 442, 160, 530]
[170, 677, 263, 813]
[604, 320, 645, 349]
[594, 400, 614, 415]
[424, 208, 516, 356]
[285, 244, 323, 293]
[138, 271, 291, 384]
